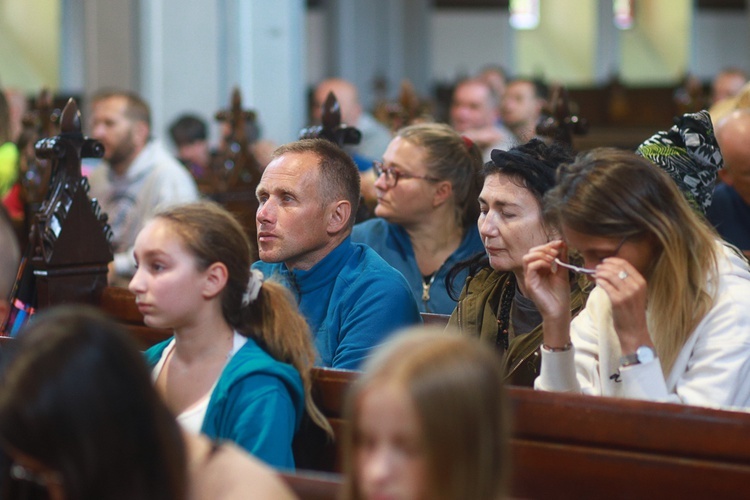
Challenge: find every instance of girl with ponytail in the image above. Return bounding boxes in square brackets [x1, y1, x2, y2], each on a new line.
[130, 200, 331, 469]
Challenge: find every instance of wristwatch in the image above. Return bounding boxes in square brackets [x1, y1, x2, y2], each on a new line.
[620, 345, 656, 367]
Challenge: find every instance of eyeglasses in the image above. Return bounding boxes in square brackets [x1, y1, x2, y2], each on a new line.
[372, 161, 441, 188]
[10, 462, 63, 488]
[554, 236, 629, 275]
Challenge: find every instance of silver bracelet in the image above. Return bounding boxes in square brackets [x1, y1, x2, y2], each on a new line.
[542, 342, 573, 352]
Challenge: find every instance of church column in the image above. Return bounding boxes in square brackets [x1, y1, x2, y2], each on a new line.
[594, 0, 620, 84]
[324, 0, 431, 110]
[140, 0, 223, 146]
[224, 0, 306, 144]
[63, 0, 140, 105]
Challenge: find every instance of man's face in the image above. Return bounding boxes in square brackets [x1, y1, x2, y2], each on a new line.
[255, 151, 334, 270]
[720, 141, 750, 206]
[712, 73, 747, 104]
[450, 82, 496, 132]
[501, 81, 542, 129]
[90, 96, 140, 170]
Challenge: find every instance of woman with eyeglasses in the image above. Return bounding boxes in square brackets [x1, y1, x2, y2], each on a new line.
[524, 148, 750, 408]
[446, 139, 591, 387]
[351, 123, 485, 314]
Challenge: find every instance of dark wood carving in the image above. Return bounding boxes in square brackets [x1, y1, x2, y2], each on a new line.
[374, 80, 434, 134]
[23, 99, 112, 311]
[299, 92, 372, 222]
[536, 84, 588, 148]
[209, 87, 262, 192]
[16, 89, 61, 242]
[204, 88, 263, 256]
[300, 92, 362, 148]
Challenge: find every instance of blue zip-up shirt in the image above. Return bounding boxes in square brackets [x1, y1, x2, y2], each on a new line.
[253, 236, 421, 369]
[145, 336, 303, 470]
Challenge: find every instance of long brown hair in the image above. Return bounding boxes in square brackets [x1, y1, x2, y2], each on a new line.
[341, 328, 509, 500]
[0, 306, 187, 500]
[155, 200, 332, 435]
[545, 148, 720, 373]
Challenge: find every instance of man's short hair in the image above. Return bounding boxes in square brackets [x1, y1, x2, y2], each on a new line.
[272, 139, 361, 229]
[169, 114, 207, 146]
[91, 90, 151, 128]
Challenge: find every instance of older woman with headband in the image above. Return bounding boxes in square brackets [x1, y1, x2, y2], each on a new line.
[447, 139, 590, 386]
[351, 123, 485, 314]
[524, 148, 750, 408]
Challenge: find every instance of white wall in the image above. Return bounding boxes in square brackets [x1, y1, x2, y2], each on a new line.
[140, 0, 223, 147]
[691, 10, 750, 79]
[427, 7, 749, 87]
[140, 0, 305, 148]
[306, 8, 328, 89]
[430, 9, 514, 84]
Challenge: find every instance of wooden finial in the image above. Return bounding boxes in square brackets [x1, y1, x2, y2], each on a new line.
[536, 84, 588, 147]
[299, 91, 362, 147]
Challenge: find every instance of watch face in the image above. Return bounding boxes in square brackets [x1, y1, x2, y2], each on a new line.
[636, 346, 656, 363]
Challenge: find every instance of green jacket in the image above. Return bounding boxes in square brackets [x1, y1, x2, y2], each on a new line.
[448, 268, 590, 387]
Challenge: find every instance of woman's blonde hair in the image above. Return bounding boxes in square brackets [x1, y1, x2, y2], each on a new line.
[154, 200, 331, 435]
[396, 123, 483, 229]
[341, 328, 509, 500]
[545, 148, 720, 373]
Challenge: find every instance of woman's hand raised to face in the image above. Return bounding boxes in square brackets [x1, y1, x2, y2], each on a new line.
[594, 257, 652, 354]
[523, 240, 572, 323]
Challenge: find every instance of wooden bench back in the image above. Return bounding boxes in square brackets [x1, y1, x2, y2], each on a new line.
[420, 312, 450, 327]
[297, 368, 750, 498]
[278, 471, 343, 500]
[85, 288, 750, 498]
[293, 367, 356, 472]
[507, 388, 750, 498]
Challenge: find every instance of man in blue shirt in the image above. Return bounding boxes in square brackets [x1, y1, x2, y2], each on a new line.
[253, 138, 421, 369]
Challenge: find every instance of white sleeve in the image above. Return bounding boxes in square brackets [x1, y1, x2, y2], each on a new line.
[535, 288, 605, 394]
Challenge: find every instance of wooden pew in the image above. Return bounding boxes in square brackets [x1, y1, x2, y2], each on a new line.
[278, 471, 343, 500]
[293, 367, 750, 499]
[508, 388, 750, 499]
[95, 294, 750, 498]
[292, 367, 357, 473]
[420, 312, 450, 327]
[44, 286, 750, 498]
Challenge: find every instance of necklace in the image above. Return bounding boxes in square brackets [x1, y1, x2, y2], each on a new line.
[421, 273, 437, 312]
[496, 275, 516, 351]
